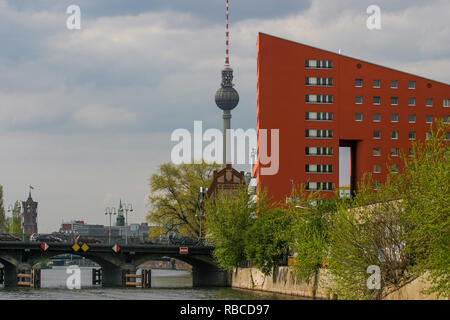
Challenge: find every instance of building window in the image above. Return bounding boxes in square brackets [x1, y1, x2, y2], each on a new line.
[306, 94, 333, 104]
[305, 112, 333, 121]
[373, 130, 381, 139]
[373, 113, 381, 122]
[409, 81, 416, 89]
[391, 131, 399, 140]
[355, 79, 363, 87]
[373, 96, 381, 105]
[373, 80, 381, 88]
[373, 148, 381, 156]
[306, 77, 333, 86]
[444, 116, 450, 124]
[374, 182, 381, 190]
[409, 148, 415, 157]
[306, 164, 333, 173]
[391, 80, 398, 88]
[305, 60, 333, 69]
[306, 129, 333, 138]
[391, 165, 399, 173]
[409, 131, 416, 140]
[408, 114, 416, 123]
[306, 182, 333, 191]
[306, 147, 333, 156]
[409, 97, 416, 106]
[391, 97, 399, 105]
[391, 148, 399, 157]
[445, 132, 450, 141]
[444, 99, 450, 107]
[426, 115, 433, 124]
[373, 164, 381, 173]
[426, 132, 432, 140]
[426, 98, 433, 107]
[355, 113, 363, 121]
[391, 114, 399, 122]
[356, 96, 363, 104]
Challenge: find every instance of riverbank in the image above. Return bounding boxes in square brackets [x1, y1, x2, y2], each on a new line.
[231, 267, 443, 300]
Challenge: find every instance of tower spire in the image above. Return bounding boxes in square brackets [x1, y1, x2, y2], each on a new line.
[225, 0, 230, 68]
[215, 0, 239, 165]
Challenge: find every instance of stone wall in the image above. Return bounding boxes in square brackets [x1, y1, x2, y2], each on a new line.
[232, 267, 445, 300]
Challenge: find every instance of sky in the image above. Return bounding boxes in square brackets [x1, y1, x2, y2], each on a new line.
[0, 0, 449, 233]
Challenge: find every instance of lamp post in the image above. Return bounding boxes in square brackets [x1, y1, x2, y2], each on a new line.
[105, 207, 116, 244]
[196, 187, 207, 241]
[123, 203, 133, 245]
[7, 204, 15, 235]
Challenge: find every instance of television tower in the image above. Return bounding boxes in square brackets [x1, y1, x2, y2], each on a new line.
[215, 0, 239, 165]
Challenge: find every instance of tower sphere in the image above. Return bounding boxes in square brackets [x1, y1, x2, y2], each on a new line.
[215, 86, 239, 111]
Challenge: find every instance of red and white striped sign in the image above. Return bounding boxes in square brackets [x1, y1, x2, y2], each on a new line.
[112, 244, 120, 253]
[41, 243, 49, 251]
[179, 247, 188, 254]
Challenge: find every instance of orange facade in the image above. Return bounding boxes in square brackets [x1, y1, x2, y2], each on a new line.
[255, 33, 450, 204]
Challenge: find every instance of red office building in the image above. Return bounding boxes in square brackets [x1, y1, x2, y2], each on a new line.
[254, 33, 450, 203]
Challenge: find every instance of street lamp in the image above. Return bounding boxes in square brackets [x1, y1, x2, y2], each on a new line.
[123, 203, 133, 245]
[196, 187, 207, 241]
[105, 207, 116, 244]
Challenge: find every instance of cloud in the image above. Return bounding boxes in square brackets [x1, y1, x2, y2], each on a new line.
[73, 105, 137, 129]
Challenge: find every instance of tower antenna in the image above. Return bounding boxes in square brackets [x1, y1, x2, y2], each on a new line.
[225, 0, 230, 68]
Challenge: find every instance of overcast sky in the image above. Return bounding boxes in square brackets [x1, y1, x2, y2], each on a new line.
[0, 0, 449, 233]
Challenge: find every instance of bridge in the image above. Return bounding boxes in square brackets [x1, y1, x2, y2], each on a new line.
[0, 241, 229, 288]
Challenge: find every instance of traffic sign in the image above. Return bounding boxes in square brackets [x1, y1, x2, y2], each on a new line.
[81, 243, 89, 252]
[40, 243, 49, 251]
[179, 247, 188, 254]
[112, 244, 120, 253]
[72, 243, 80, 252]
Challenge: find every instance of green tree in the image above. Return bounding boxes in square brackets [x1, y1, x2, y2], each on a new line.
[9, 201, 23, 237]
[328, 174, 414, 300]
[399, 119, 450, 298]
[146, 161, 221, 237]
[204, 186, 257, 272]
[244, 205, 293, 276]
[0, 185, 8, 233]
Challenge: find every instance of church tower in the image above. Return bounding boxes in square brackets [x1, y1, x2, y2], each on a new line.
[22, 187, 38, 235]
[116, 199, 125, 227]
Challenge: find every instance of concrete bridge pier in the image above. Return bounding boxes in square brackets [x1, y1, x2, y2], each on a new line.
[192, 264, 230, 287]
[3, 264, 18, 287]
[102, 265, 123, 287]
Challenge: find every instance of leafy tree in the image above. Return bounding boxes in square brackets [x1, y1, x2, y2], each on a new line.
[146, 161, 221, 237]
[0, 185, 8, 233]
[204, 186, 257, 272]
[244, 205, 293, 276]
[327, 174, 414, 300]
[9, 201, 23, 237]
[399, 119, 450, 298]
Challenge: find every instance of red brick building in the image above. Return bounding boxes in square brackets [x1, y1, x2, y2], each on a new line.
[254, 33, 450, 203]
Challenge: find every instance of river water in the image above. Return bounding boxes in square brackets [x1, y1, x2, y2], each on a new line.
[0, 267, 302, 300]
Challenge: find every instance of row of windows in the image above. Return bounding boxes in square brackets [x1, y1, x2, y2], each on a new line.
[355, 79, 419, 89]
[372, 131, 450, 140]
[306, 164, 333, 173]
[373, 147, 416, 157]
[373, 164, 399, 174]
[305, 60, 333, 69]
[305, 129, 333, 138]
[306, 182, 333, 191]
[305, 147, 334, 156]
[305, 77, 333, 86]
[305, 112, 333, 121]
[355, 113, 448, 123]
[306, 94, 333, 104]
[355, 96, 442, 107]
